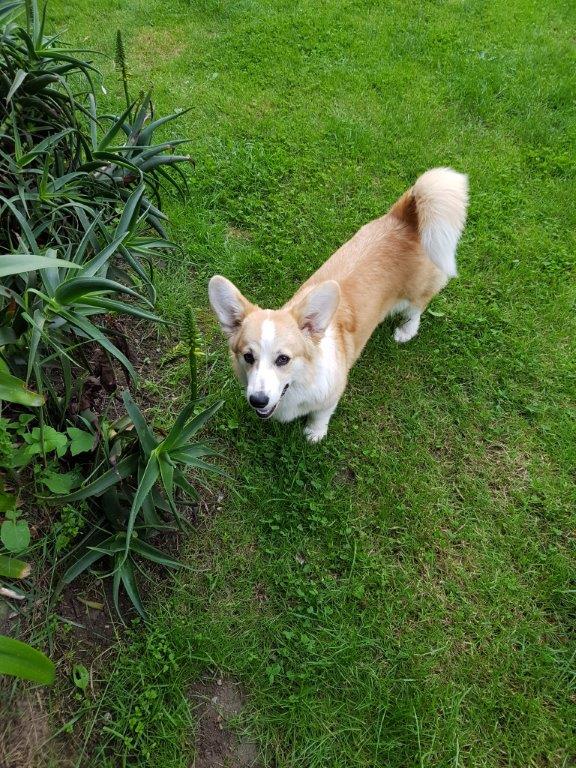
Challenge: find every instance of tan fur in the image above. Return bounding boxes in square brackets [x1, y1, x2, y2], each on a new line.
[230, 309, 313, 378]
[209, 167, 468, 441]
[283, 189, 447, 366]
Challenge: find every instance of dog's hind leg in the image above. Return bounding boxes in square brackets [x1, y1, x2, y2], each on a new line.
[393, 303, 422, 343]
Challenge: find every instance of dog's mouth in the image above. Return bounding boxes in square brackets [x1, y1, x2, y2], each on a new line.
[255, 384, 289, 420]
[255, 404, 277, 419]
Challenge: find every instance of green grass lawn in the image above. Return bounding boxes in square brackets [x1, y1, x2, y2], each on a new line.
[49, 0, 575, 765]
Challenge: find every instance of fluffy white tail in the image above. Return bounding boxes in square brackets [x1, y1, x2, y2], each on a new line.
[412, 167, 468, 277]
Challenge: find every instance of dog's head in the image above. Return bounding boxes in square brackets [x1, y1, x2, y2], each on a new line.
[208, 276, 340, 419]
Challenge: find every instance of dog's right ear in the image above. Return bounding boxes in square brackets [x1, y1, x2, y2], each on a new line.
[290, 280, 340, 337]
[208, 275, 253, 337]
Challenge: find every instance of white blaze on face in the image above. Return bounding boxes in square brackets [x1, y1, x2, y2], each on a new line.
[246, 318, 284, 405]
[261, 319, 276, 348]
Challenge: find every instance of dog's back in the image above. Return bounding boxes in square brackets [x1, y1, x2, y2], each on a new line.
[285, 168, 469, 363]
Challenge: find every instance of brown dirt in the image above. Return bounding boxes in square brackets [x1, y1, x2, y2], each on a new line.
[0, 691, 52, 768]
[68, 316, 172, 420]
[226, 225, 252, 241]
[0, 575, 125, 767]
[55, 577, 126, 650]
[189, 677, 260, 768]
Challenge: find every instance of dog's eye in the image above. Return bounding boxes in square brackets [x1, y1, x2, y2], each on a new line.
[243, 352, 255, 365]
[275, 354, 290, 367]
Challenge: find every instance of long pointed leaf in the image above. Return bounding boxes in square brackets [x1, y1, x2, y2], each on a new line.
[82, 90, 98, 146]
[139, 155, 192, 172]
[172, 467, 199, 501]
[18, 129, 74, 167]
[58, 309, 136, 379]
[89, 539, 130, 556]
[112, 554, 122, 619]
[81, 231, 128, 275]
[115, 185, 145, 237]
[139, 109, 193, 145]
[0, 2, 22, 21]
[173, 400, 224, 449]
[97, 102, 136, 152]
[158, 454, 174, 503]
[78, 296, 167, 324]
[128, 538, 182, 569]
[60, 535, 115, 585]
[119, 245, 156, 302]
[52, 454, 139, 502]
[0, 197, 37, 249]
[123, 453, 159, 560]
[120, 559, 147, 619]
[173, 453, 229, 478]
[0, 254, 79, 278]
[0, 636, 55, 684]
[0, 369, 45, 407]
[159, 401, 196, 453]
[140, 484, 163, 527]
[39, 247, 60, 297]
[131, 92, 152, 134]
[26, 309, 46, 382]
[168, 443, 217, 461]
[121, 390, 158, 456]
[6, 69, 27, 103]
[54, 276, 148, 306]
[134, 458, 164, 526]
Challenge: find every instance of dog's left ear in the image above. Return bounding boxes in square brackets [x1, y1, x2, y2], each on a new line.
[208, 275, 254, 337]
[291, 280, 340, 336]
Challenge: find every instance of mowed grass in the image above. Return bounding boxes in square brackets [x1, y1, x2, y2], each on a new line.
[49, 0, 575, 766]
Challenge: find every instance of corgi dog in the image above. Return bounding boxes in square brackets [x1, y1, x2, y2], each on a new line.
[209, 167, 468, 442]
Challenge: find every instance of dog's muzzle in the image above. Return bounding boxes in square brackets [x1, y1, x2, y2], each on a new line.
[254, 383, 289, 419]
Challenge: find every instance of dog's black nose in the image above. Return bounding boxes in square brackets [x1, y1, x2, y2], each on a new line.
[249, 392, 269, 409]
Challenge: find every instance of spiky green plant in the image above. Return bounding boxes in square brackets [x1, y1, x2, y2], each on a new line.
[1, 0, 194, 413]
[0, 0, 223, 624]
[0, 0, 192, 257]
[184, 307, 198, 402]
[53, 394, 224, 619]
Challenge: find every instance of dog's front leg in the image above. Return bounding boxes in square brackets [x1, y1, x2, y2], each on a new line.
[304, 403, 338, 443]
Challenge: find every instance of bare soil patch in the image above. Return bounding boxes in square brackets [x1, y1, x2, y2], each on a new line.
[0, 691, 51, 768]
[189, 676, 260, 768]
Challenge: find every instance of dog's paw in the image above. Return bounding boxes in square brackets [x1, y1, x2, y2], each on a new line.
[304, 424, 327, 443]
[394, 323, 418, 343]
